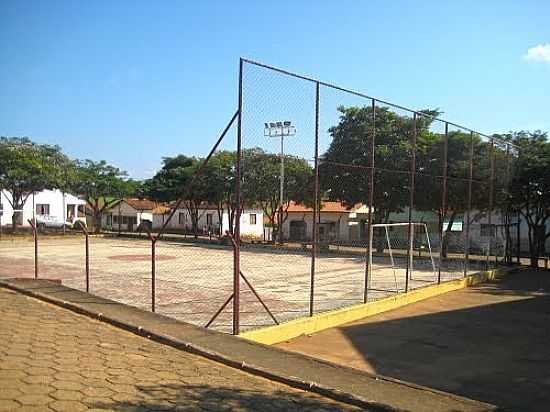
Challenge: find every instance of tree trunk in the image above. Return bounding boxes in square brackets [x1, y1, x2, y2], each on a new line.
[441, 212, 456, 259]
[94, 210, 102, 234]
[11, 211, 18, 234]
[375, 210, 388, 253]
[11, 198, 24, 234]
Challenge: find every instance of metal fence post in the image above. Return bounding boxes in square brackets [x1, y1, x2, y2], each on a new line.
[516, 210, 521, 264]
[85, 233, 89, 293]
[74, 222, 90, 292]
[309, 81, 320, 316]
[233, 57, 244, 335]
[464, 132, 474, 277]
[504, 144, 512, 264]
[151, 239, 156, 312]
[405, 113, 417, 293]
[28, 219, 38, 279]
[364, 99, 376, 303]
[487, 138, 495, 269]
[438, 122, 449, 284]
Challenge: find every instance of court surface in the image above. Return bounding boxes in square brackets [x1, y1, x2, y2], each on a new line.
[276, 269, 550, 412]
[0, 235, 478, 332]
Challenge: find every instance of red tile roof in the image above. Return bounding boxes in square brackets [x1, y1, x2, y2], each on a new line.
[287, 201, 360, 214]
[123, 198, 158, 211]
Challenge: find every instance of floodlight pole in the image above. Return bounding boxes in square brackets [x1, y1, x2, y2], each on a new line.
[264, 122, 296, 244]
[279, 134, 284, 244]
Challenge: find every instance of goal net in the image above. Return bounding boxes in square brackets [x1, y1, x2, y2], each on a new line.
[368, 222, 437, 294]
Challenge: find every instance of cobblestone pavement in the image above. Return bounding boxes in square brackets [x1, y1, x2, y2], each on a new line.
[0, 287, 362, 412]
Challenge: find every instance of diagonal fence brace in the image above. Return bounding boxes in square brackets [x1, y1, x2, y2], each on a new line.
[205, 232, 279, 329]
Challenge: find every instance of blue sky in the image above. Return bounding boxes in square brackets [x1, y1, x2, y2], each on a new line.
[1, 0, 549, 178]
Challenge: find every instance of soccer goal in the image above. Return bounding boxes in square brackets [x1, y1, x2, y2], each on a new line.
[368, 222, 437, 293]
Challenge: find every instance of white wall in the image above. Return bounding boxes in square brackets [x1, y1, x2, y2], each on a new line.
[102, 202, 153, 231]
[152, 207, 220, 233]
[282, 212, 350, 242]
[0, 189, 86, 227]
[223, 209, 264, 239]
[152, 207, 264, 238]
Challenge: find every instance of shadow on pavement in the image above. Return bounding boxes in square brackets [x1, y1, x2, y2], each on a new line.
[90, 383, 366, 412]
[338, 269, 550, 412]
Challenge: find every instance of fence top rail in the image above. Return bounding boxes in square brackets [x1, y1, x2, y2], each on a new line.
[241, 57, 518, 150]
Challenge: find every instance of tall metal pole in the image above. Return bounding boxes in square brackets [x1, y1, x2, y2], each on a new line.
[488, 138, 495, 269]
[464, 132, 474, 277]
[438, 122, 449, 284]
[364, 99, 376, 303]
[34, 224, 38, 279]
[85, 233, 89, 293]
[118, 200, 121, 235]
[233, 58, 243, 335]
[310, 82, 320, 316]
[151, 239, 156, 312]
[405, 113, 417, 293]
[516, 210, 521, 264]
[279, 134, 285, 244]
[62, 191, 66, 235]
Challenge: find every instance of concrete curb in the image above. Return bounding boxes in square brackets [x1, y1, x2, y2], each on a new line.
[0, 278, 502, 412]
[242, 267, 516, 345]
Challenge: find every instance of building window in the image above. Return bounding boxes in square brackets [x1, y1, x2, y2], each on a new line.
[206, 213, 213, 226]
[36, 204, 50, 215]
[250, 214, 257, 225]
[67, 204, 76, 221]
[481, 224, 495, 237]
[107, 214, 113, 226]
[179, 212, 186, 225]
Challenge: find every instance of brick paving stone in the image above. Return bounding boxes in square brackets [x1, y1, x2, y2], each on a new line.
[0, 288, 362, 411]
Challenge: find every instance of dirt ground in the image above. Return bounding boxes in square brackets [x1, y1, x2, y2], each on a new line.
[276, 269, 550, 412]
[0, 235, 473, 332]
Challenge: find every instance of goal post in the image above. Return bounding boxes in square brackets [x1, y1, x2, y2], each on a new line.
[367, 222, 437, 294]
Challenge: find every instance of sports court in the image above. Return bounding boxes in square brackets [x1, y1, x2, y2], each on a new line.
[277, 269, 550, 412]
[0, 234, 481, 332]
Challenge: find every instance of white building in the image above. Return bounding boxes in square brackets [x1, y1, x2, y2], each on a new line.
[101, 198, 158, 232]
[282, 201, 362, 242]
[0, 189, 86, 228]
[153, 203, 264, 239]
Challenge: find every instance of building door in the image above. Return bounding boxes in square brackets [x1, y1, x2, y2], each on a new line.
[289, 220, 307, 240]
[67, 205, 76, 223]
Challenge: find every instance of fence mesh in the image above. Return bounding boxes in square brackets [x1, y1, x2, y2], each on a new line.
[0, 58, 522, 335]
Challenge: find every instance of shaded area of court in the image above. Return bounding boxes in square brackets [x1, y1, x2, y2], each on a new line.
[0, 235, 480, 332]
[277, 269, 550, 412]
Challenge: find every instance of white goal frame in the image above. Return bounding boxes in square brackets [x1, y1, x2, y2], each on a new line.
[368, 222, 437, 293]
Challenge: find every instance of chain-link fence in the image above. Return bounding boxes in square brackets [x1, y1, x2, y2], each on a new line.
[0, 58, 521, 335]
[232, 58, 520, 333]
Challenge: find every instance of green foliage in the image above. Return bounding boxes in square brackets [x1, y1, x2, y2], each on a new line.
[320, 106, 439, 223]
[242, 148, 313, 236]
[503, 131, 550, 264]
[0, 137, 70, 229]
[71, 159, 131, 233]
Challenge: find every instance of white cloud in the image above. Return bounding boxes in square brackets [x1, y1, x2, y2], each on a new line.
[523, 44, 550, 64]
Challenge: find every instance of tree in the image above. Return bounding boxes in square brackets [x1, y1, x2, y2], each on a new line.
[144, 155, 210, 238]
[242, 148, 313, 241]
[414, 130, 494, 256]
[71, 160, 131, 233]
[201, 151, 236, 235]
[0, 137, 69, 232]
[320, 105, 438, 225]
[503, 131, 550, 267]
